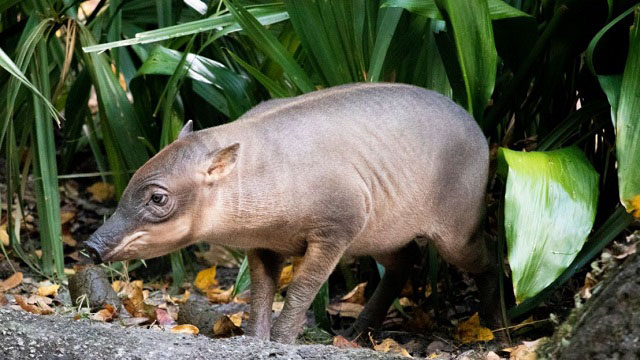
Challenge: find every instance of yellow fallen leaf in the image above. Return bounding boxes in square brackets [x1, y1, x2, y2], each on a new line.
[15, 294, 53, 315]
[0, 272, 23, 291]
[64, 268, 76, 276]
[630, 195, 640, 218]
[333, 335, 359, 348]
[38, 283, 61, 297]
[205, 286, 232, 304]
[171, 324, 199, 335]
[456, 313, 494, 344]
[0, 224, 9, 246]
[326, 302, 364, 318]
[505, 338, 546, 360]
[112, 280, 125, 293]
[340, 282, 367, 305]
[169, 290, 190, 304]
[278, 264, 294, 290]
[194, 266, 218, 291]
[92, 304, 117, 322]
[60, 211, 76, 225]
[62, 233, 77, 247]
[87, 182, 115, 202]
[213, 313, 244, 337]
[373, 338, 412, 357]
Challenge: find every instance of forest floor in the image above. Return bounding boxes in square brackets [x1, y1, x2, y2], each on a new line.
[0, 169, 636, 359]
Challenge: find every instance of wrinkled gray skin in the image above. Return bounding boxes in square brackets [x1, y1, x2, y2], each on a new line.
[85, 83, 499, 344]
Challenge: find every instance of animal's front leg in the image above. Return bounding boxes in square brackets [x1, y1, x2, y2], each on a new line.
[246, 249, 284, 340]
[270, 236, 348, 343]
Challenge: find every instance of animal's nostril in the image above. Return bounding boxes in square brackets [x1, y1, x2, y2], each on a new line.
[85, 244, 103, 265]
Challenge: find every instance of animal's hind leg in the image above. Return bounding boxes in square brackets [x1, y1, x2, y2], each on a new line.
[436, 230, 504, 336]
[348, 241, 419, 339]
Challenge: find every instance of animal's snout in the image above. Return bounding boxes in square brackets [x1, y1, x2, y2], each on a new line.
[84, 238, 104, 265]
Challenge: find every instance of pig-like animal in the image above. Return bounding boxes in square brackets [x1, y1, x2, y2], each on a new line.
[85, 83, 498, 344]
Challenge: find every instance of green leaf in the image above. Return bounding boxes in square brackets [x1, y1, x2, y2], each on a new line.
[433, 0, 497, 122]
[224, 0, 315, 93]
[311, 281, 331, 332]
[498, 147, 599, 303]
[79, 25, 149, 172]
[135, 46, 252, 119]
[31, 39, 64, 279]
[367, 7, 403, 82]
[82, 5, 289, 53]
[586, 5, 640, 216]
[232, 255, 251, 297]
[382, 0, 532, 20]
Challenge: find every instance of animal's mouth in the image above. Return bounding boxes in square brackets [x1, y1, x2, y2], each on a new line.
[102, 231, 147, 261]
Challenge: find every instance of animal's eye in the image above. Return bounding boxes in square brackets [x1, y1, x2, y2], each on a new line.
[150, 193, 167, 206]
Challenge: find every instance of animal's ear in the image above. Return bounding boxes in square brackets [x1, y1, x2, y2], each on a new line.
[178, 120, 193, 139]
[206, 143, 240, 182]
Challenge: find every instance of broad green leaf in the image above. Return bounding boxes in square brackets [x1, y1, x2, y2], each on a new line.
[586, 5, 640, 216]
[82, 5, 289, 53]
[224, 0, 315, 93]
[498, 147, 599, 303]
[227, 50, 290, 98]
[433, 0, 497, 122]
[381, 0, 532, 20]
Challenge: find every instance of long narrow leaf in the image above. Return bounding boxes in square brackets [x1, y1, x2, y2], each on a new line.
[82, 5, 289, 53]
[381, 0, 532, 20]
[615, 9, 640, 216]
[434, 0, 497, 122]
[224, 0, 315, 93]
[31, 39, 64, 279]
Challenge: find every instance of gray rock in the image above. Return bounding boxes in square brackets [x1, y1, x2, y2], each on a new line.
[0, 308, 399, 359]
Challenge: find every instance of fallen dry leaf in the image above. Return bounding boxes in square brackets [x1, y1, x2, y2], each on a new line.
[213, 313, 244, 337]
[456, 313, 494, 344]
[0, 294, 8, 306]
[327, 302, 364, 318]
[278, 264, 294, 290]
[0, 223, 9, 246]
[505, 338, 546, 360]
[373, 338, 412, 357]
[62, 233, 77, 247]
[341, 282, 367, 305]
[64, 268, 76, 276]
[171, 324, 199, 335]
[60, 211, 76, 225]
[168, 290, 190, 304]
[486, 351, 501, 360]
[0, 272, 23, 292]
[92, 304, 117, 322]
[156, 308, 176, 326]
[272, 301, 284, 312]
[332, 335, 359, 349]
[579, 272, 597, 299]
[38, 283, 61, 297]
[206, 286, 233, 304]
[87, 182, 115, 202]
[15, 294, 53, 315]
[194, 266, 218, 291]
[112, 280, 125, 293]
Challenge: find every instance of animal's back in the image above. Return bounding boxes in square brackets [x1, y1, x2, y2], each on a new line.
[203, 83, 489, 258]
